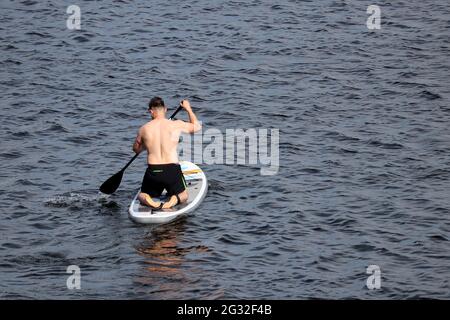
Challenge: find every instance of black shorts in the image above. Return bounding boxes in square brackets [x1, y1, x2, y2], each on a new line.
[141, 163, 186, 197]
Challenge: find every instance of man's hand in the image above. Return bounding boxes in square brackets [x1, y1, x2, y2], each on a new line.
[177, 99, 201, 133]
[180, 99, 192, 112]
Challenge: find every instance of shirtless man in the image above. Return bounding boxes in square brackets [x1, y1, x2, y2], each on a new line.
[133, 97, 201, 209]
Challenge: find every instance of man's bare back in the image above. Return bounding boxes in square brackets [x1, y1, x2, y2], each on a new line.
[139, 118, 182, 164]
[132, 98, 201, 209]
[133, 99, 200, 164]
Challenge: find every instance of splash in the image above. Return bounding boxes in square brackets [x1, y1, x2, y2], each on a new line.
[44, 191, 111, 207]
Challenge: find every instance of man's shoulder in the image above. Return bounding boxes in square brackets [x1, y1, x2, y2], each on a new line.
[139, 121, 153, 131]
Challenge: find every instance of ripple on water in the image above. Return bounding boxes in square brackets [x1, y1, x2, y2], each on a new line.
[44, 192, 111, 208]
[1, 0, 449, 299]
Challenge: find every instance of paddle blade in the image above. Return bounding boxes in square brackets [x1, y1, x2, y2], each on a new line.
[99, 170, 124, 194]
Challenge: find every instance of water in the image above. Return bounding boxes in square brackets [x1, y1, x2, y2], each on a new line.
[1, 0, 450, 299]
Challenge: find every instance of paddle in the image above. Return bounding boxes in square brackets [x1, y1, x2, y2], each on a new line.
[99, 105, 183, 194]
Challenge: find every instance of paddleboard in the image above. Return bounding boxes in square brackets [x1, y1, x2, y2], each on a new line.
[128, 161, 207, 224]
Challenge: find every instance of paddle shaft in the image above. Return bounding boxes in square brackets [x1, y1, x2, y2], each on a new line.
[122, 153, 139, 172]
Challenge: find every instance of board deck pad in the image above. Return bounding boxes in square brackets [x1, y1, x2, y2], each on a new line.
[128, 161, 207, 224]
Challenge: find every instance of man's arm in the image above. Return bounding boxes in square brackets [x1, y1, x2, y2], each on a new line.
[177, 99, 201, 133]
[132, 128, 145, 154]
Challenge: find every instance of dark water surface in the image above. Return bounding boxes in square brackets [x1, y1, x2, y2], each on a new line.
[1, 0, 450, 299]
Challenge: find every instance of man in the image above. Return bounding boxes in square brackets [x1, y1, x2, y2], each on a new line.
[133, 97, 201, 209]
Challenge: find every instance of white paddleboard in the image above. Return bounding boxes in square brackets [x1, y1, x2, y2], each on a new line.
[128, 161, 207, 224]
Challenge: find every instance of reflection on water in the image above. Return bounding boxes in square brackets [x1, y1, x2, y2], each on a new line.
[133, 218, 212, 293]
[2, 0, 450, 299]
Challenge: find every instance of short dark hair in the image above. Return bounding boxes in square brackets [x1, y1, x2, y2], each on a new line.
[148, 96, 165, 110]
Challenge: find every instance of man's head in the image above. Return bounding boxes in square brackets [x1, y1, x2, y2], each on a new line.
[148, 96, 167, 118]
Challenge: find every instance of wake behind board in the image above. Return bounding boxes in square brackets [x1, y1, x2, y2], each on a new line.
[128, 161, 207, 224]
